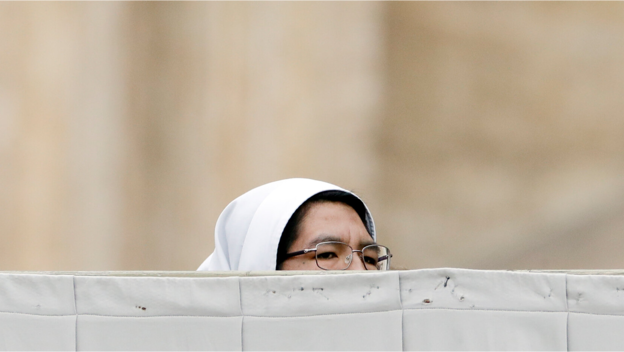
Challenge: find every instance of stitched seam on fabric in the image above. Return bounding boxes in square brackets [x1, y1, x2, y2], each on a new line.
[568, 311, 624, 318]
[402, 307, 567, 314]
[397, 272, 404, 352]
[565, 274, 570, 352]
[242, 307, 402, 317]
[15, 308, 623, 319]
[72, 310, 402, 319]
[0, 311, 223, 319]
[72, 275, 78, 352]
[564, 274, 570, 312]
[0, 311, 77, 317]
[76, 314, 244, 319]
[77, 313, 244, 318]
[238, 310, 404, 319]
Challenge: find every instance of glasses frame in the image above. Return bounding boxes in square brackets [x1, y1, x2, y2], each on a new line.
[283, 241, 392, 271]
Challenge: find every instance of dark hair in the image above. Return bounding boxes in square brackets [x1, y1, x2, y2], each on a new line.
[275, 190, 370, 269]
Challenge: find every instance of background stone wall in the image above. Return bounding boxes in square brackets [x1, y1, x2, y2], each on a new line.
[380, 3, 624, 270]
[0, 2, 622, 270]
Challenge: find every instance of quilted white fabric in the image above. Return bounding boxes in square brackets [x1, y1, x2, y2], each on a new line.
[0, 269, 623, 351]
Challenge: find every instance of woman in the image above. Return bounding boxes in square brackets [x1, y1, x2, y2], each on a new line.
[197, 178, 391, 271]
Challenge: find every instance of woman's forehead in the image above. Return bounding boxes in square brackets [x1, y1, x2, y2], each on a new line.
[305, 233, 376, 249]
[297, 202, 373, 248]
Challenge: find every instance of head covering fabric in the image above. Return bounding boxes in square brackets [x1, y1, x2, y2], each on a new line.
[197, 178, 376, 271]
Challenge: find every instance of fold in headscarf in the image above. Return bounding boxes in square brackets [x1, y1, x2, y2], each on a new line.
[197, 178, 376, 271]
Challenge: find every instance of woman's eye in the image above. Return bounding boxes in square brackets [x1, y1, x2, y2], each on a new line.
[317, 252, 338, 260]
[364, 256, 378, 265]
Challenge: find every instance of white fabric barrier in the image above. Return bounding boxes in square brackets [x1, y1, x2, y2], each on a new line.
[0, 269, 622, 351]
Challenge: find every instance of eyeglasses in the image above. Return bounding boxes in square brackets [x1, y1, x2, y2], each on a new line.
[283, 241, 392, 270]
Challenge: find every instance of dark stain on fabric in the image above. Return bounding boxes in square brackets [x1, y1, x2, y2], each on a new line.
[444, 277, 450, 288]
[423, 299, 432, 304]
[313, 288, 329, 300]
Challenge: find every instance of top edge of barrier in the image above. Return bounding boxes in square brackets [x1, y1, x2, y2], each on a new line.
[1, 269, 623, 277]
[0, 270, 359, 277]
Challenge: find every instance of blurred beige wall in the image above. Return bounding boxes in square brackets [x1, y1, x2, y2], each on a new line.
[0, 2, 622, 271]
[0, 2, 384, 270]
[380, 2, 624, 270]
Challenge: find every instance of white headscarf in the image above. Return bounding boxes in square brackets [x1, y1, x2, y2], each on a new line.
[197, 178, 376, 271]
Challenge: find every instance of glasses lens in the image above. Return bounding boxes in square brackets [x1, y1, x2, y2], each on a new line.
[362, 245, 391, 270]
[315, 242, 353, 270]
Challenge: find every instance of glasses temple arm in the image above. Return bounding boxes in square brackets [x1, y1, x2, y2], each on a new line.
[282, 248, 314, 260]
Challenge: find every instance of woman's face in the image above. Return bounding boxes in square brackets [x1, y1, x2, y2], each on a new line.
[280, 201, 374, 270]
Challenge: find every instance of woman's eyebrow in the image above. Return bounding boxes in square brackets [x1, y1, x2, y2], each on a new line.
[307, 234, 342, 247]
[360, 239, 376, 248]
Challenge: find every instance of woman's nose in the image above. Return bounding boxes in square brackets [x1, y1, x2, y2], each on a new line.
[347, 253, 367, 270]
